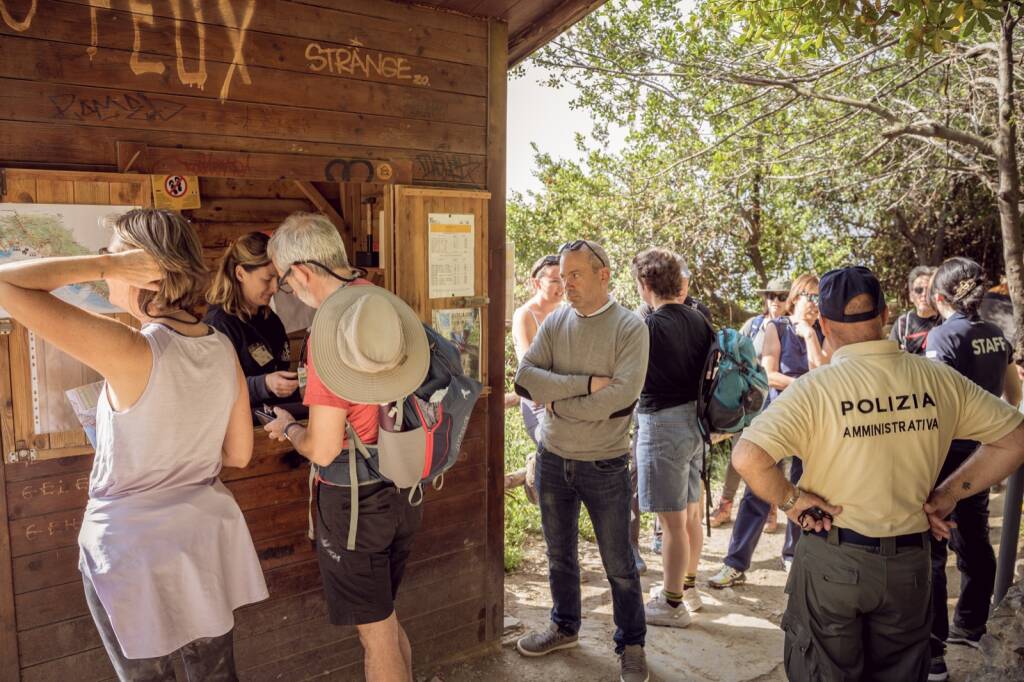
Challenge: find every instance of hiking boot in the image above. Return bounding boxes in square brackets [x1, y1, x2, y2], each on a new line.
[632, 545, 647, 576]
[765, 504, 779, 533]
[709, 498, 734, 528]
[618, 644, 649, 682]
[516, 623, 579, 657]
[948, 624, 983, 649]
[683, 588, 704, 613]
[708, 564, 746, 589]
[928, 656, 948, 681]
[645, 588, 692, 628]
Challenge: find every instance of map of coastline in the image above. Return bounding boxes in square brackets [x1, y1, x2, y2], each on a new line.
[0, 204, 129, 315]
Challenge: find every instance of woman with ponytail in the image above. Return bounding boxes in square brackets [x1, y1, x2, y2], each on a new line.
[0, 209, 267, 679]
[205, 232, 299, 411]
[925, 256, 1022, 678]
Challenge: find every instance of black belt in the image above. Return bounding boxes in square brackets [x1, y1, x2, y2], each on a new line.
[810, 528, 924, 549]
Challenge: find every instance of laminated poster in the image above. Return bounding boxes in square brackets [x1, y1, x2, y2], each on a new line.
[428, 213, 474, 299]
[432, 308, 482, 382]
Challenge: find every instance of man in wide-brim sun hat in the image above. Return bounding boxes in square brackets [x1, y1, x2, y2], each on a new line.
[262, 211, 427, 682]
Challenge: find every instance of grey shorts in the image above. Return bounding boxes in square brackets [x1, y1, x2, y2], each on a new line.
[635, 401, 703, 512]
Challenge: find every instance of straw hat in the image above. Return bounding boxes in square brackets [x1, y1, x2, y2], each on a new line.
[309, 285, 429, 403]
[755, 276, 791, 294]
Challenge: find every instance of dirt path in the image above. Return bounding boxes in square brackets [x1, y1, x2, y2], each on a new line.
[421, 489, 1019, 681]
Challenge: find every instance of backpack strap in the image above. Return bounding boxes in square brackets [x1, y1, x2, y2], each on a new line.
[307, 462, 316, 541]
[344, 425, 378, 551]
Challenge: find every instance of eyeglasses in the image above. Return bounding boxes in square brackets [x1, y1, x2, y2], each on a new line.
[558, 240, 607, 269]
[531, 255, 560, 279]
[278, 261, 364, 294]
[765, 293, 787, 302]
[912, 286, 927, 295]
[799, 292, 820, 304]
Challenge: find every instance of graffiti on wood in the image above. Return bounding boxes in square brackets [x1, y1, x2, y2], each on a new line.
[24, 515, 81, 542]
[152, 151, 252, 177]
[305, 43, 430, 87]
[0, 0, 36, 32]
[21, 475, 90, 499]
[414, 153, 484, 184]
[51, 92, 185, 122]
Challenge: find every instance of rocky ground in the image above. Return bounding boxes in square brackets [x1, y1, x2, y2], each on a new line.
[419, 489, 1020, 681]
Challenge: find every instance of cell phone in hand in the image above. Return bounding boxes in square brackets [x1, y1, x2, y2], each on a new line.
[254, 405, 276, 426]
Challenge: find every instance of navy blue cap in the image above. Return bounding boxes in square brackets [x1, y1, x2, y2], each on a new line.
[819, 266, 885, 323]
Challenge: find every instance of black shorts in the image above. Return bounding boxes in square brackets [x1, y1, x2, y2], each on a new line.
[315, 481, 423, 626]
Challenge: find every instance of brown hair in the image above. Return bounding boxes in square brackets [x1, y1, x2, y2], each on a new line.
[207, 232, 273, 319]
[112, 209, 208, 317]
[787, 274, 819, 313]
[631, 248, 683, 300]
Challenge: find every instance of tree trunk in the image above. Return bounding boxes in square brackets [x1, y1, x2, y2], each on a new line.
[996, 8, 1024, 362]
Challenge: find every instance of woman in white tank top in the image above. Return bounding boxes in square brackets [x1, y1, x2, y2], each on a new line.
[0, 209, 268, 680]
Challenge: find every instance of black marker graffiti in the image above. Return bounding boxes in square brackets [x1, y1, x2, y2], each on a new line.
[50, 92, 185, 122]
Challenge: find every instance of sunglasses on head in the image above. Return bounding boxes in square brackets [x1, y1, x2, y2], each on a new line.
[558, 240, 607, 268]
[531, 255, 560, 279]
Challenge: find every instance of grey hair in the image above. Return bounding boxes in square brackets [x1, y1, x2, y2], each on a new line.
[268, 212, 350, 272]
[907, 265, 936, 292]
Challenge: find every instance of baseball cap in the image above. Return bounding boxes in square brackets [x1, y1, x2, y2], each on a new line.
[819, 266, 885, 323]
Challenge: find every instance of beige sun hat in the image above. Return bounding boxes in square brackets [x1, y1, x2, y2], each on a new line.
[310, 285, 429, 403]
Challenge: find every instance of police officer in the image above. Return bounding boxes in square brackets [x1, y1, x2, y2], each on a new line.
[731, 266, 1024, 682]
[924, 257, 1022, 680]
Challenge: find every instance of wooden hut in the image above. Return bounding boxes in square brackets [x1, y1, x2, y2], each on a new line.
[0, 1, 604, 679]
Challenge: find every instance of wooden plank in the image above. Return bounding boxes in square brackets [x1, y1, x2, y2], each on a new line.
[397, 187, 492, 199]
[31, 177, 74, 204]
[508, 0, 606, 66]
[0, 33, 488, 125]
[5, 470, 90, 521]
[0, 79, 488, 156]
[0, 339, 20, 680]
[71, 181, 109, 205]
[0, 173, 36, 203]
[199, 178, 308, 200]
[3, 453, 92, 484]
[7, 327, 46, 452]
[19, 644, 113, 682]
[12, 545, 80, 595]
[51, 0, 490, 67]
[485, 16, 509, 649]
[188, 198, 313, 223]
[10, 508, 84, 558]
[294, 0, 489, 38]
[13, 579, 87, 632]
[293, 181, 347, 238]
[0, 121, 489, 188]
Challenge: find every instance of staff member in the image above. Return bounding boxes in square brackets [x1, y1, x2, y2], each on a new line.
[732, 266, 1024, 682]
[205, 232, 299, 410]
[924, 257, 1022, 679]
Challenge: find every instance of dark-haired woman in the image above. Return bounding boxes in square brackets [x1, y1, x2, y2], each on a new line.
[0, 209, 267, 679]
[632, 248, 714, 627]
[925, 257, 1021, 679]
[205, 232, 299, 412]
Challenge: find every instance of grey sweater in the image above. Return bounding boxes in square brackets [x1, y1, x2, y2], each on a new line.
[514, 300, 649, 461]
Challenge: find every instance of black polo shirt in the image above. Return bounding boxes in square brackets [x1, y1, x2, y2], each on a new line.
[638, 303, 714, 413]
[204, 304, 297, 407]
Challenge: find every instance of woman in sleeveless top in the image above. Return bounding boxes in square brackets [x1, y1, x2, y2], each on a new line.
[0, 209, 268, 680]
[709, 274, 829, 589]
[511, 254, 563, 503]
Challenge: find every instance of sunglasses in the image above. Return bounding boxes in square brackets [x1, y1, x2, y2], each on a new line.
[531, 255, 560, 279]
[765, 293, 787, 302]
[912, 286, 927, 295]
[278, 260, 364, 294]
[799, 292, 820, 304]
[558, 240, 607, 269]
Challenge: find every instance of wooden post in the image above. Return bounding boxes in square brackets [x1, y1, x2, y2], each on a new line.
[0, 334, 21, 681]
[484, 17, 508, 648]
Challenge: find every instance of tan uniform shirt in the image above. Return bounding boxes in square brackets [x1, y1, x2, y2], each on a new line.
[742, 339, 1023, 537]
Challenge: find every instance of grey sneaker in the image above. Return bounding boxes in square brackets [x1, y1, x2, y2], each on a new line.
[947, 624, 983, 649]
[516, 623, 579, 657]
[708, 564, 746, 589]
[619, 644, 649, 682]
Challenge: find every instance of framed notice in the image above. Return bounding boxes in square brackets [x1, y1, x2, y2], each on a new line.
[432, 308, 481, 382]
[428, 213, 475, 299]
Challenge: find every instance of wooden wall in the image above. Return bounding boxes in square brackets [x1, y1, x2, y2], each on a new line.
[0, 1, 509, 679]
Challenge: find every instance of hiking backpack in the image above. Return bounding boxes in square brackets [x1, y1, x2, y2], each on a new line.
[311, 325, 483, 549]
[696, 326, 770, 440]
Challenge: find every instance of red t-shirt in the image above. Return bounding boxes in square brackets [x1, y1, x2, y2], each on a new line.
[302, 279, 379, 446]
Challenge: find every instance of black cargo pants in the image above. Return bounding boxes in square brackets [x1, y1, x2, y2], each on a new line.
[781, 530, 932, 682]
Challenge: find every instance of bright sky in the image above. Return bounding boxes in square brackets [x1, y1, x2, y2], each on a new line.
[506, 63, 622, 197]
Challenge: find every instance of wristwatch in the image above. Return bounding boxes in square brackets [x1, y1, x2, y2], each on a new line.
[779, 485, 801, 512]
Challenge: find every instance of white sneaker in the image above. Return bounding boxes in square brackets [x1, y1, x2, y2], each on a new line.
[645, 589, 692, 628]
[682, 588, 703, 613]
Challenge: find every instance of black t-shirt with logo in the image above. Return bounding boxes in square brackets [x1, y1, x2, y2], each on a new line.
[204, 304, 296, 407]
[889, 311, 940, 355]
[638, 303, 714, 413]
[927, 312, 1012, 455]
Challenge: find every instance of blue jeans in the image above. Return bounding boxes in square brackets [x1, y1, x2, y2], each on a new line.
[724, 457, 803, 573]
[537, 446, 646, 653]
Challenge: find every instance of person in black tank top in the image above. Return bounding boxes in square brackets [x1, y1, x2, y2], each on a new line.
[925, 258, 1022, 672]
[890, 265, 940, 355]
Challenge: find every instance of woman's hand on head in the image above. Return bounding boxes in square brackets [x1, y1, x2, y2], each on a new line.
[107, 250, 162, 291]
